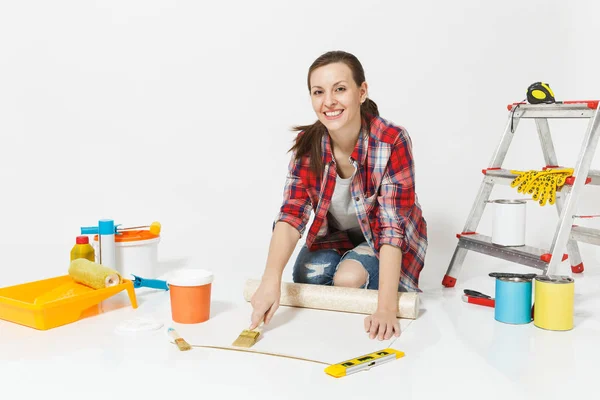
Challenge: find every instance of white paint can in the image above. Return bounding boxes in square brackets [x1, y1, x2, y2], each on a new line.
[491, 199, 526, 246]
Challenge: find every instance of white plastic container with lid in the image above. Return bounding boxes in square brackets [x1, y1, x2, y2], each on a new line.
[94, 229, 160, 279]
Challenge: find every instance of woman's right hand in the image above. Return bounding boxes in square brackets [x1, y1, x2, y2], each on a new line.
[249, 277, 281, 330]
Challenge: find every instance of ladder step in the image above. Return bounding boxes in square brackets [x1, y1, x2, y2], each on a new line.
[507, 101, 598, 118]
[571, 226, 600, 246]
[585, 169, 600, 185]
[456, 233, 567, 270]
[482, 168, 597, 185]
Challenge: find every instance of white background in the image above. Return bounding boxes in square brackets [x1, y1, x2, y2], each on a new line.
[1, 0, 599, 293]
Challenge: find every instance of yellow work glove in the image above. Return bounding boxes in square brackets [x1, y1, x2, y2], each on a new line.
[510, 168, 573, 206]
[510, 170, 541, 194]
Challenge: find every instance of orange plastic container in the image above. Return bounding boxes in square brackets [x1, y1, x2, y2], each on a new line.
[0, 275, 138, 330]
[168, 269, 214, 324]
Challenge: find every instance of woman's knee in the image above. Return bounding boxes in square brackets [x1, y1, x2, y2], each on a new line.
[293, 264, 333, 285]
[292, 248, 338, 285]
[332, 260, 368, 288]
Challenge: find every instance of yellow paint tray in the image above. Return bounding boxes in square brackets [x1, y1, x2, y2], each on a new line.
[0, 275, 138, 330]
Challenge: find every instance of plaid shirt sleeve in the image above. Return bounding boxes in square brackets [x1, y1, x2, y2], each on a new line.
[273, 152, 313, 236]
[377, 129, 417, 251]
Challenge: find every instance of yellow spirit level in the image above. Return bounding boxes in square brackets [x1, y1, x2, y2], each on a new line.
[324, 348, 405, 378]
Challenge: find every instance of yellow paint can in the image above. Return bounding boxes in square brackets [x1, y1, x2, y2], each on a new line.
[533, 275, 574, 331]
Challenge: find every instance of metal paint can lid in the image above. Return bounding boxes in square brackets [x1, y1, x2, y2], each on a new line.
[491, 199, 527, 205]
[498, 277, 531, 283]
[535, 275, 574, 284]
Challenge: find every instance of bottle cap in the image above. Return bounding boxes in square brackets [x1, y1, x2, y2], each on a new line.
[76, 236, 89, 244]
[98, 219, 115, 235]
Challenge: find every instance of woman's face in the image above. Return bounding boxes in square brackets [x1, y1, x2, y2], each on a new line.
[309, 62, 367, 135]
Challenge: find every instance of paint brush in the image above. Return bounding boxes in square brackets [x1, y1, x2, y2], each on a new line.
[167, 327, 192, 351]
[232, 322, 263, 348]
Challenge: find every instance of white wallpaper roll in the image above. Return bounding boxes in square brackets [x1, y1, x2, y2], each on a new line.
[243, 279, 420, 320]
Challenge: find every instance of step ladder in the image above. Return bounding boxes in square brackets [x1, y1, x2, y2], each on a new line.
[442, 100, 600, 288]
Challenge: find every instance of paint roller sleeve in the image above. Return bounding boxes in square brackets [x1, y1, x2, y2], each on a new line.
[68, 258, 122, 290]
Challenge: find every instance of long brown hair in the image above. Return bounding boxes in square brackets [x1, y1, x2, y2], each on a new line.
[290, 51, 379, 175]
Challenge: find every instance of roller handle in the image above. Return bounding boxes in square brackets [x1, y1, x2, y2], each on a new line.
[80, 225, 120, 235]
[132, 275, 169, 290]
[81, 226, 100, 235]
[464, 289, 492, 299]
[462, 295, 495, 308]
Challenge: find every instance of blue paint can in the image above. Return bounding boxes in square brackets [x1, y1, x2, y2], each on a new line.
[494, 277, 533, 324]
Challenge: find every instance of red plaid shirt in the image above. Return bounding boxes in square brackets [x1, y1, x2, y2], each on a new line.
[274, 114, 428, 291]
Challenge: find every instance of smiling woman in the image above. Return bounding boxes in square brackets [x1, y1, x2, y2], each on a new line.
[292, 51, 379, 179]
[249, 50, 428, 342]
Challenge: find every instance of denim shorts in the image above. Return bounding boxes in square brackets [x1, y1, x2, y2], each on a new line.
[291, 242, 411, 292]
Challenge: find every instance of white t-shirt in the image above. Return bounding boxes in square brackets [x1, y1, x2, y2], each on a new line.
[327, 174, 365, 245]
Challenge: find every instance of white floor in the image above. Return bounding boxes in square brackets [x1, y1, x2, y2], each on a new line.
[1, 249, 599, 400]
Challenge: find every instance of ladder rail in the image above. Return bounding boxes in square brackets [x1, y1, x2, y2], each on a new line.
[462, 113, 522, 233]
[535, 119, 584, 271]
[487, 112, 521, 169]
[534, 118, 559, 166]
[546, 107, 600, 275]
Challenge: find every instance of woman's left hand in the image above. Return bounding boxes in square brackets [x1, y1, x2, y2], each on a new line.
[364, 308, 401, 340]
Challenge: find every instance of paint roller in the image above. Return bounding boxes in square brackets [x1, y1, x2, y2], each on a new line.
[30, 259, 123, 305]
[243, 279, 420, 319]
[69, 258, 122, 289]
